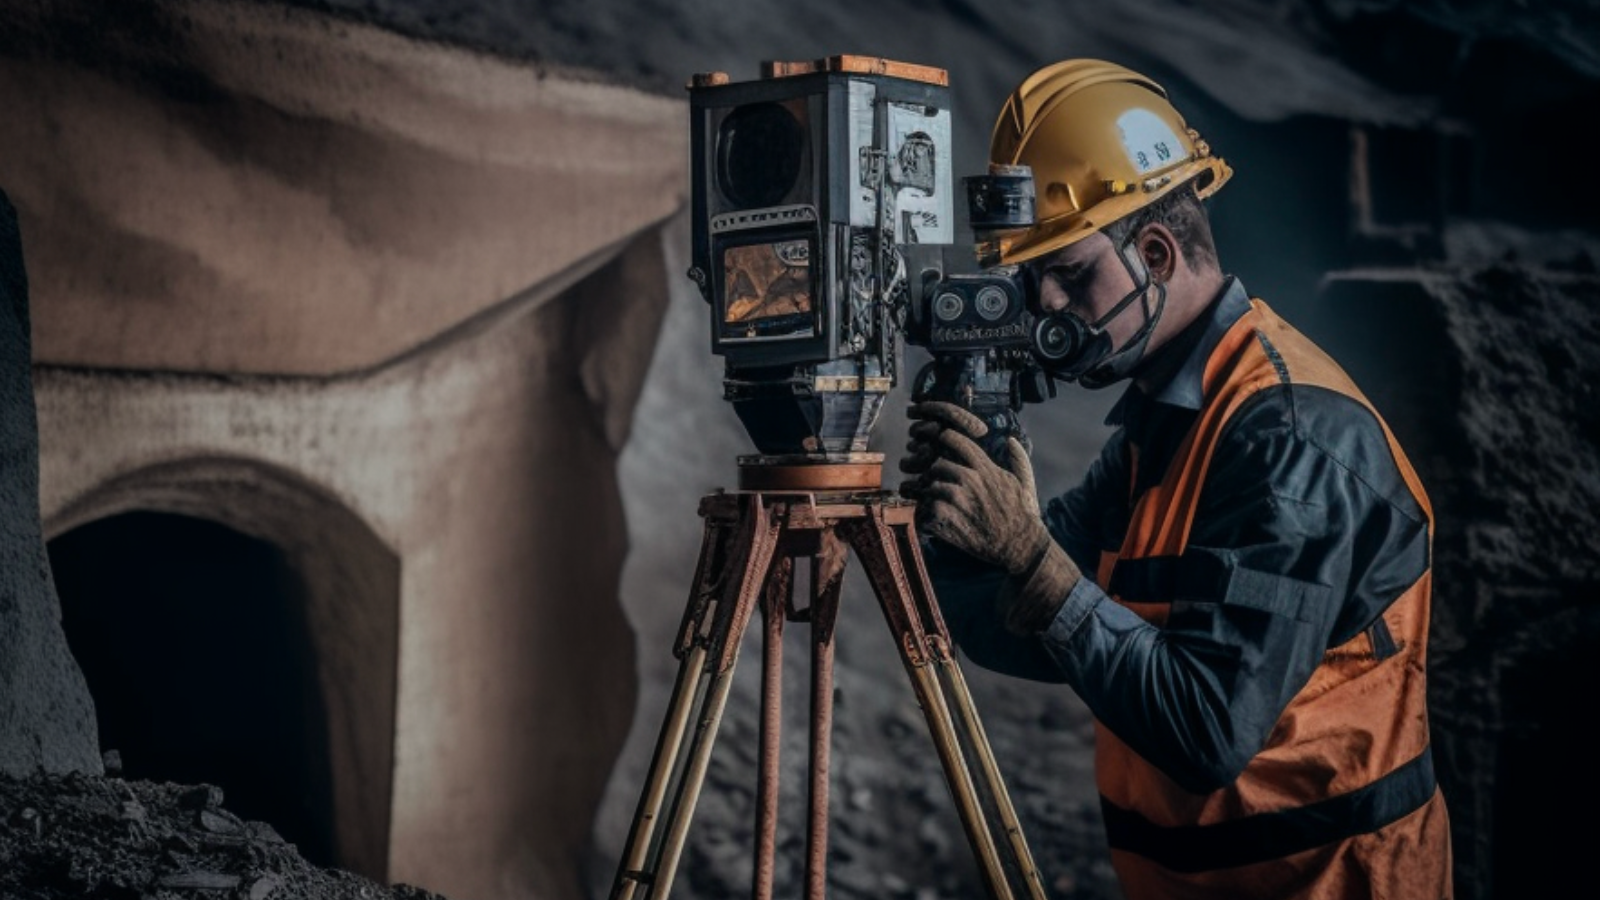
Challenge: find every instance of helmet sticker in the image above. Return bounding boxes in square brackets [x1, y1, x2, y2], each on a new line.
[1117, 109, 1188, 173]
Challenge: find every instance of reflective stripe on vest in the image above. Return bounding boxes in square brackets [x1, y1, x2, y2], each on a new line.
[1094, 299, 1442, 890]
[1102, 747, 1436, 872]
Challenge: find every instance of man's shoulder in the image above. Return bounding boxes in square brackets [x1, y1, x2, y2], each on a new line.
[1225, 380, 1385, 448]
[1217, 384, 1422, 515]
[1243, 299, 1376, 400]
[1223, 301, 1393, 445]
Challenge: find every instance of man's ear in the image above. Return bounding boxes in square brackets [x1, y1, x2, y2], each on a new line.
[1136, 224, 1179, 283]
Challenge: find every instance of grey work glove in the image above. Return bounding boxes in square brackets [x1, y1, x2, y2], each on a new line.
[900, 401, 993, 483]
[899, 402, 1082, 633]
[899, 402, 1043, 573]
[899, 401, 1039, 516]
[996, 539, 1082, 635]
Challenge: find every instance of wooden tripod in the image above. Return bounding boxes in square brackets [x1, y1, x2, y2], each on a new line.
[608, 482, 1049, 900]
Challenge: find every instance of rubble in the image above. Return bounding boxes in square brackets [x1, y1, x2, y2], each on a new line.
[0, 772, 448, 900]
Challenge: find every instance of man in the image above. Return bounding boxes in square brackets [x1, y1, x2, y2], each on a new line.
[901, 59, 1453, 899]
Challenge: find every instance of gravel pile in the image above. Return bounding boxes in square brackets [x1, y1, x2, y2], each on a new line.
[0, 765, 443, 900]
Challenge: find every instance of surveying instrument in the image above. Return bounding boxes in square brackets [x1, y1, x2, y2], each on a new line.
[607, 56, 1049, 900]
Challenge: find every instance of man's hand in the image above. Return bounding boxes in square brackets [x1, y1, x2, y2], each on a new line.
[899, 400, 985, 484]
[898, 401, 1047, 575]
[901, 401, 1083, 635]
[899, 402, 1039, 511]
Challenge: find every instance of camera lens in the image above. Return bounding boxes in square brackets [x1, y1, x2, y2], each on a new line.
[974, 285, 1009, 321]
[717, 102, 805, 209]
[934, 291, 965, 322]
[1033, 314, 1081, 362]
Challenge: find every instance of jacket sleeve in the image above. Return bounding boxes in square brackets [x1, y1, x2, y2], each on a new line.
[924, 428, 1133, 684]
[1035, 386, 1430, 794]
[1041, 427, 1134, 575]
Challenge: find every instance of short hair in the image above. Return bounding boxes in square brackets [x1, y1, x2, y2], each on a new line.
[1103, 183, 1218, 271]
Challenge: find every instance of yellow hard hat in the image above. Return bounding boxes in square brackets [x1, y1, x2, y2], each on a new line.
[988, 59, 1232, 265]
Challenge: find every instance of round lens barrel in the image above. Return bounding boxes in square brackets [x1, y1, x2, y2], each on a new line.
[974, 285, 1009, 321]
[934, 291, 965, 322]
[1032, 313, 1083, 363]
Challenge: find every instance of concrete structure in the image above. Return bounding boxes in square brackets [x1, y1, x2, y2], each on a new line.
[0, 189, 103, 781]
[2, 2, 685, 898]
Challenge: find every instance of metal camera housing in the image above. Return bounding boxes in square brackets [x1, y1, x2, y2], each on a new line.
[687, 58, 953, 460]
[909, 267, 1034, 354]
[901, 163, 1047, 459]
[904, 264, 1049, 458]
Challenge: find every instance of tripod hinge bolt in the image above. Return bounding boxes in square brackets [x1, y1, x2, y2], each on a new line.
[901, 633, 927, 666]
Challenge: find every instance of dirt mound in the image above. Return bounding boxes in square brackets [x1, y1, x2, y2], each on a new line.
[0, 769, 444, 900]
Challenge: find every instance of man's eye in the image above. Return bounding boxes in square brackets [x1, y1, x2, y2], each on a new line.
[1045, 267, 1089, 292]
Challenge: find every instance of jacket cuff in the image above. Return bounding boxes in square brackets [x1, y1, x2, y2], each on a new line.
[1000, 540, 1083, 633]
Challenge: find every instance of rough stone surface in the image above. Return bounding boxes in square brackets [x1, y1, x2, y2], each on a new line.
[30, 231, 665, 900]
[0, 772, 446, 900]
[1307, 224, 1600, 898]
[0, 0, 685, 376]
[6, 2, 675, 896]
[0, 190, 101, 779]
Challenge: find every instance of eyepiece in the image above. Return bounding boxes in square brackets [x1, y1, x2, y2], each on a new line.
[1032, 313, 1083, 364]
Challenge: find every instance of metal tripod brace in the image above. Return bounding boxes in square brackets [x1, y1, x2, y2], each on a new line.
[609, 485, 1049, 900]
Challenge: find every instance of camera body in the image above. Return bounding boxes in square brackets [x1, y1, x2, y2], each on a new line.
[906, 268, 1033, 355]
[688, 57, 1047, 465]
[902, 264, 1051, 458]
[688, 58, 953, 459]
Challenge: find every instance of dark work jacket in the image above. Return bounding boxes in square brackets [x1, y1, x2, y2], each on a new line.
[926, 278, 1452, 899]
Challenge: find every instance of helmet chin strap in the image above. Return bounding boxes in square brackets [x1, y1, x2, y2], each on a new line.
[1079, 235, 1168, 389]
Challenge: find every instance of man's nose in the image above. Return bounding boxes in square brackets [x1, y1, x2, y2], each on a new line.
[1037, 276, 1069, 312]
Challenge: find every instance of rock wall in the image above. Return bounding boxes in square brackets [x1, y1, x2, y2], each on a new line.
[1309, 228, 1600, 899]
[31, 230, 671, 899]
[0, 190, 102, 779]
[0, 0, 684, 376]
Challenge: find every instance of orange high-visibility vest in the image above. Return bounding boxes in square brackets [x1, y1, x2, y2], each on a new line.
[1093, 299, 1453, 899]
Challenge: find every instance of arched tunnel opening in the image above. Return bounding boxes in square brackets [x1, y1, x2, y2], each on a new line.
[49, 510, 338, 868]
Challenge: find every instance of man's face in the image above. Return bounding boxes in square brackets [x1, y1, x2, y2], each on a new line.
[1024, 231, 1144, 348]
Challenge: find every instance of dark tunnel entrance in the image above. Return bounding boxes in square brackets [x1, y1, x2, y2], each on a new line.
[50, 510, 337, 868]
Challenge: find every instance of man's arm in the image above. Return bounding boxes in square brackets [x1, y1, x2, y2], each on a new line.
[921, 539, 1070, 683]
[1042, 429, 1132, 576]
[1034, 387, 1430, 793]
[918, 424, 1134, 683]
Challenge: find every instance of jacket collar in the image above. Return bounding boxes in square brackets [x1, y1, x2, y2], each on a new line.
[1105, 276, 1250, 426]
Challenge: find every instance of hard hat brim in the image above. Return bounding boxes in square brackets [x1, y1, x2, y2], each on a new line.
[998, 157, 1231, 265]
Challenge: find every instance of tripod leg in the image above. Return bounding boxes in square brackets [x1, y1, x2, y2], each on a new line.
[753, 555, 792, 900]
[649, 494, 783, 900]
[612, 516, 727, 900]
[934, 654, 1050, 900]
[899, 525, 1050, 900]
[611, 640, 713, 900]
[843, 507, 1016, 900]
[610, 495, 783, 900]
[804, 529, 847, 900]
